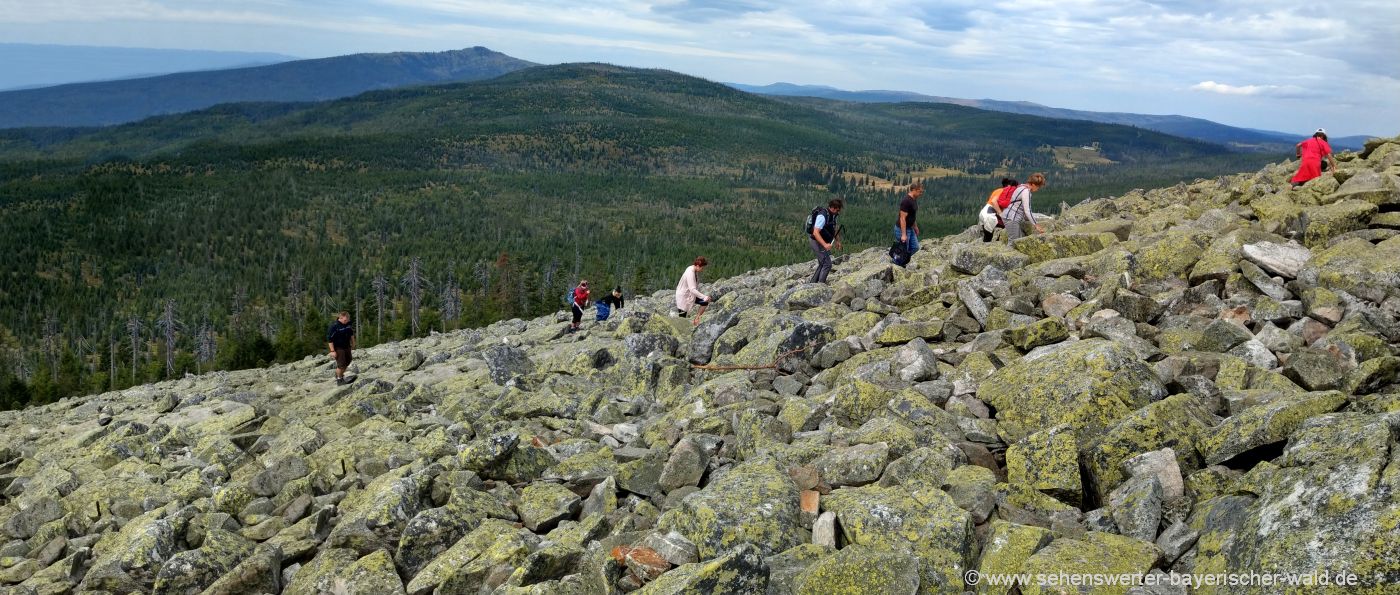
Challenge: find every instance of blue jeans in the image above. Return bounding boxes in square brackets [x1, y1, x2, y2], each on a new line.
[893, 226, 920, 256]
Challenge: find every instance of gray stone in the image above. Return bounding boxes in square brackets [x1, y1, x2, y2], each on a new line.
[891, 337, 939, 382]
[640, 531, 699, 566]
[1242, 241, 1312, 279]
[794, 544, 920, 595]
[1254, 322, 1303, 353]
[690, 311, 740, 364]
[482, 345, 535, 385]
[1155, 521, 1199, 565]
[773, 374, 804, 396]
[658, 437, 709, 492]
[1227, 339, 1279, 370]
[780, 283, 835, 310]
[1042, 293, 1083, 318]
[811, 339, 854, 369]
[1121, 448, 1185, 502]
[811, 512, 838, 547]
[1110, 289, 1164, 323]
[249, 456, 310, 497]
[812, 443, 889, 487]
[1, 497, 62, 540]
[1239, 260, 1291, 301]
[1109, 474, 1164, 542]
[402, 350, 426, 371]
[518, 483, 580, 532]
[625, 333, 681, 359]
[581, 476, 617, 518]
[1282, 348, 1348, 391]
[956, 281, 990, 326]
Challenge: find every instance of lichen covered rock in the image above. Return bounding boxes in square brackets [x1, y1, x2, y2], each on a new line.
[977, 339, 1167, 445]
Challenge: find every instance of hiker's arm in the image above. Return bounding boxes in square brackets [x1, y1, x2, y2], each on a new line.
[1328, 153, 1338, 171]
[898, 211, 908, 239]
[833, 225, 842, 250]
[811, 219, 828, 250]
[327, 341, 335, 355]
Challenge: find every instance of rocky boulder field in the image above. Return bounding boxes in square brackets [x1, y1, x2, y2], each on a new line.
[3, 137, 1400, 595]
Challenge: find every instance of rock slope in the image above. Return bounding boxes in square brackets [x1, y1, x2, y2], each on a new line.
[2, 137, 1399, 594]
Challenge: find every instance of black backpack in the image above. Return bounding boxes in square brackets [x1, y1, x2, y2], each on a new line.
[889, 240, 911, 267]
[803, 207, 829, 234]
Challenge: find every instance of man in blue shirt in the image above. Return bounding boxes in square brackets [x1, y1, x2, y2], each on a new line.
[809, 198, 843, 283]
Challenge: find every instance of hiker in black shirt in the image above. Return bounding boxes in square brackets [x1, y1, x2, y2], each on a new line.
[326, 311, 355, 385]
[895, 182, 922, 257]
[596, 287, 625, 321]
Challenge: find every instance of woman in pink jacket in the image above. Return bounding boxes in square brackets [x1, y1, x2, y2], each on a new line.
[674, 256, 711, 326]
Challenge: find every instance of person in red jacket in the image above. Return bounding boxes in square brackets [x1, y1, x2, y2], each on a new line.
[569, 280, 590, 333]
[1291, 128, 1337, 187]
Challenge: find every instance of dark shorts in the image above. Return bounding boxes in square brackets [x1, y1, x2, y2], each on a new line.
[334, 348, 352, 369]
[677, 297, 709, 317]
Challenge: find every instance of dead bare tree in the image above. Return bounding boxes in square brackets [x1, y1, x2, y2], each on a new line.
[126, 315, 143, 381]
[287, 270, 306, 339]
[401, 257, 429, 336]
[194, 317, 216, 375]
[154, 299, 180, 378]
[371, 273, 388, 342]
[41, 315, 59, 383]
[440, 270, 462, 332]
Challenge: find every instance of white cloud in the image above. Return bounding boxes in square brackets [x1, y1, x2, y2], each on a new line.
[1191, 81, 1278, 96]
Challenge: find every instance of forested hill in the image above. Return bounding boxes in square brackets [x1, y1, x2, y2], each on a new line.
[0, 63, 1282, 407]
[0, 46, 535, 129]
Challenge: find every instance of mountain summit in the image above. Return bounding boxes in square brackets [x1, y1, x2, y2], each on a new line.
[1, 136, 1397, 592]
[0, 47, 536, 129]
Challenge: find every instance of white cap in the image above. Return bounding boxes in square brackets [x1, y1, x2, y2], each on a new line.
[1315, 128, 1327, 135]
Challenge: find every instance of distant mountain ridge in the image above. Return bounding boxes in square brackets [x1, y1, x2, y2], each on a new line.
[0, 47, 536, 129]
[728, 82, 1375, 151]
[0, 43, 296, 91]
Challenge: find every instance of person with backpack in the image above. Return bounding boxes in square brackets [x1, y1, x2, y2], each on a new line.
[808, 198, 843, 283]
[1005, 173, 1047, 241]
[596, 287, 624, 321]
[894, 183, 923, 261]
[1291, 128, 1337, 187]
[979, 178, 1018, 242]
[674, 256, 711, 326]
[568, 280, 590, 333]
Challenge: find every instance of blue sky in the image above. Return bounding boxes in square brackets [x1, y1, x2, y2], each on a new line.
[2, 0, 1396, 136]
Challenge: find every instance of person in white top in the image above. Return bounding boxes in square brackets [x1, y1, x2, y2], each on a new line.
[1004, 172, 1047, 241]
[674, 256, 711, 326]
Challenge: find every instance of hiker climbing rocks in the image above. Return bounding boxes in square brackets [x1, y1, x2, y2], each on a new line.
[894, 182, 923, 259]
[1005, 173, 1047, 241]
[326, 310, 355, 385]
[597, 286, 624, 321]
[569, 280, 590, 332]
[674, 256, 711, 325]
[808, 198, 843, 283]
[980, 178, 1018, 242]
[1291, 128, 1337, 187]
